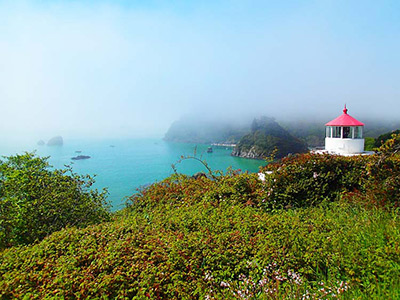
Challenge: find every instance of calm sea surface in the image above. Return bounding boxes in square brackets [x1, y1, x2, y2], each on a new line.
[0, 138, 265, 210]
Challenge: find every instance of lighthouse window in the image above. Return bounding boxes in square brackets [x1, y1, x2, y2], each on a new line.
[332, 126, 341, 138]
[343, 127, 351, 138]
[326, 127, 331, 138]
[354, 126, 363, 139]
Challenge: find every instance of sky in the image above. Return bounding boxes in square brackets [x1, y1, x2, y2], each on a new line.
[0, 0, 399, 139]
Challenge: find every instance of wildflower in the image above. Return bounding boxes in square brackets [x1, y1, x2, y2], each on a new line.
[239, 274, 246, 281]
[220, 281, 230, 288]
[204, 272, 213, 281]
[258, 173, 266, 182]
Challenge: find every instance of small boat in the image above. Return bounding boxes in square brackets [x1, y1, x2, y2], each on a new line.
[71, 155, 91, 160]
[75, 150, 82, 153]
[207, 147, 213, 153]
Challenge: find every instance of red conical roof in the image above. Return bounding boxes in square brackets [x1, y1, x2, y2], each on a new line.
[325, 105, 364, 126]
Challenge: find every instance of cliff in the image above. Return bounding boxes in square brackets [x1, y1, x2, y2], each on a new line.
[232, 117, 308, 159]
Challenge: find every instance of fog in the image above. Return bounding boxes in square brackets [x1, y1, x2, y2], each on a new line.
[1, 0, 399, 140]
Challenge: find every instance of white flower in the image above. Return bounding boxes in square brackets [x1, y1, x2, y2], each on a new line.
[220, 281, 230, 287]
[258, 173, 266, 182]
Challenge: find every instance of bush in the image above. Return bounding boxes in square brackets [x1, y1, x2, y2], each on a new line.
[363, 133, 400, 207]
[260, 153, 369, 209]
[0, 152, 111, 249]
[374, 129, 400, 148]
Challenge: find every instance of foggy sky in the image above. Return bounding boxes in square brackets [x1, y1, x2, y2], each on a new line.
[1, 0, 399, 140]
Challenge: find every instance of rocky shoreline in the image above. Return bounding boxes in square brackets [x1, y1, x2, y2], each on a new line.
[231, 146, 265, 160]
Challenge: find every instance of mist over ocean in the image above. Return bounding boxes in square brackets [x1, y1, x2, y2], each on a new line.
[0, 138, 265, 210]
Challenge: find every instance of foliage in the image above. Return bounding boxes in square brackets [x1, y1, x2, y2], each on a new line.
[0, 152, 111, 249]
[362, 133, 400, 207]
[373, 129, 400, 148]
[260, 153, 369, 209]
[364, 137, 375, 151]
[1, 181, 399, 298]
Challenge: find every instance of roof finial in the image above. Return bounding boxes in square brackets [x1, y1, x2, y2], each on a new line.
[343, 104, 348, 114]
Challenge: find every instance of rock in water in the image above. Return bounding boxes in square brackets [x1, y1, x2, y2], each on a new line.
[37, 140, 45, 146]
[47, 136, 63, 146]
[71, 155, 91, 160]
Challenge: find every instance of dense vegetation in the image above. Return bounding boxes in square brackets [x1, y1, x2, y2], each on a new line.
[1, 135, 400, 299]
[374, 129, 400, 148]
[232, 117, 308, 159]
[0, 153, 111, 249]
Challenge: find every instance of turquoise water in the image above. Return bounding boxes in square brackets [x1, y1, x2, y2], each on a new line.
[0, 138, 265, 210]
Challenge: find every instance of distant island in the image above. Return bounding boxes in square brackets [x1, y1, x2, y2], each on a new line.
[164, 117, 249, 144]
[47, 136, 63, 146]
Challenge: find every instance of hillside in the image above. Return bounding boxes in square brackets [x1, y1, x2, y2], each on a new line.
[1, 135, 400, 299]
[164, 117, 249, 144]
[232, 117, 308, 159]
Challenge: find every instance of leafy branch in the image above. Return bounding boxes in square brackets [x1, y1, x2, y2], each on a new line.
[171, 146, 218, 180]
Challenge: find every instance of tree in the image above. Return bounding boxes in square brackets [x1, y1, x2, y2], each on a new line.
[0, 152, 111, 249]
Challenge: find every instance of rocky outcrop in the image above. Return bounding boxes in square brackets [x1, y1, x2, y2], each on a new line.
[47, 136, 63, 146]
[231, 146, 264, 159]
[232, 117, 308, 160]
[71, 155, 90, 160]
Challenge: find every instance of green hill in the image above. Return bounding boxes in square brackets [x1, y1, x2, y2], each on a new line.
[232, 117, 308, 159]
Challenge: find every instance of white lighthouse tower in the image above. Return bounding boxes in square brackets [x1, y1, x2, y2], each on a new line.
[324, 105, 365, 155]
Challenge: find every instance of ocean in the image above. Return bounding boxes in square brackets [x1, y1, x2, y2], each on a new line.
[0, 138, 266, 210]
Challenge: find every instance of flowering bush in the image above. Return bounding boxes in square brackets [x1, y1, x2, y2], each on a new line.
[259, 153, 369, 209]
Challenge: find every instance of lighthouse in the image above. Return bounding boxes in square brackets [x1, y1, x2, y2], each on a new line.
[324, 105, 365, 155]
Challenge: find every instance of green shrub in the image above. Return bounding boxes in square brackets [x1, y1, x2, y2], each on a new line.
[260, 153, 369, 209]
[364, 137, 375, 151]
[0, 152, 111, 249]
[373, 129, 400, 148]
[363, 133, 400, 207]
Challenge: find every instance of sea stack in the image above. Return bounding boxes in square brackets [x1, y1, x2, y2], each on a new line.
[47, 136, 63, 146]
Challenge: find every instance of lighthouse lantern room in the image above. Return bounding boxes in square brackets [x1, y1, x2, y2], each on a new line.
[324, 105, 365, 154]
